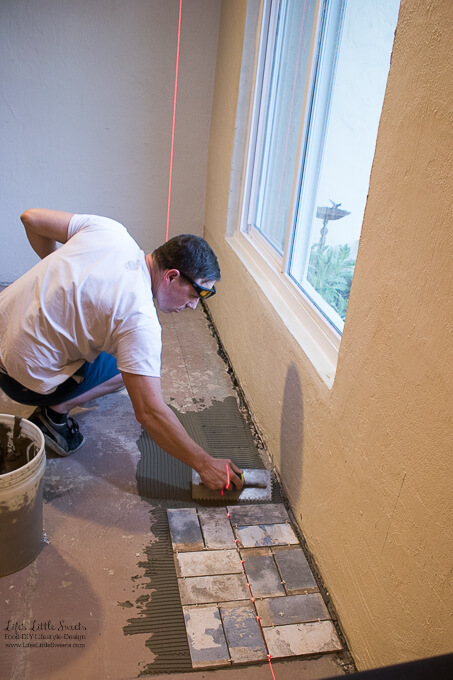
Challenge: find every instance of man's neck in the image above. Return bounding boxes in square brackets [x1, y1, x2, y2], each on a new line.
[146, 254, 167, 299]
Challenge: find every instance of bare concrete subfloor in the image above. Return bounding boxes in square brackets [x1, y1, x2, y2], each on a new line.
[0, 305, 346, 680]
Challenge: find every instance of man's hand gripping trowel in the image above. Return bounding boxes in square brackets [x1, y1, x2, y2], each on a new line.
[191, 468, 271, 502]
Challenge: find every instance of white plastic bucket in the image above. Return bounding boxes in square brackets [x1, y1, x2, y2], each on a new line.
[0, 414, 46, 576]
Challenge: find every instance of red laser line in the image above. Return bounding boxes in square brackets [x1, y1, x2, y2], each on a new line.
[268, 654, 277, 680]
[166, 0, 183, 242]
[224, 506, 278, 680]
[225, 464, 231, 490]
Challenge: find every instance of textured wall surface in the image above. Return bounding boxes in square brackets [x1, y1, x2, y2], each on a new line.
[205, 0, 453, 670]
[0, 0, 220, 280]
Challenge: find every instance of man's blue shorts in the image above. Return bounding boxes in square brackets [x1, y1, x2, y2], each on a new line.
[0, 352, 120, 407]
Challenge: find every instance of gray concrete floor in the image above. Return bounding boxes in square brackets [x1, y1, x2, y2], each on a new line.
[0, 305, 347, 679]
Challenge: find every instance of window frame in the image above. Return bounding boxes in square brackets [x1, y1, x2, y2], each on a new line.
[226, 0, 343, 387]
[227, 0, 399, 384]
[242, 0, 353, 331]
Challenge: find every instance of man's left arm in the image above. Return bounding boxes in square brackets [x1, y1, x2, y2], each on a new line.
[20, 209, 74, 259]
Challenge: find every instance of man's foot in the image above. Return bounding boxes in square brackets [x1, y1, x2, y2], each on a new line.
[28, 406, 85, 457]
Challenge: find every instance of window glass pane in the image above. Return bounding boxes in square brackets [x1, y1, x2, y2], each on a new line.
[290, 0, 400, 332]
[249, 0, 317, 255]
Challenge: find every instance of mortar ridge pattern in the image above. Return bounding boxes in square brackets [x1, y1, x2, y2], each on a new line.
[136, 398, 283, 506]
[123, 508, 192, 674]
[132, 399, 284, 672]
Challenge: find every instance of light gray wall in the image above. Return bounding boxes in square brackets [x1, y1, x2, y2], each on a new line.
[0, 0, 220, 281]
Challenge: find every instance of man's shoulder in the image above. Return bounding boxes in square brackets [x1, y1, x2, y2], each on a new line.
[68, 214, 128, 240]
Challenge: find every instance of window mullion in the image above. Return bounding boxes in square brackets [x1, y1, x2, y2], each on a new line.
[246, 0, 278, 232]
[282, 0, 328, 274]
[288, 0, 340, 282]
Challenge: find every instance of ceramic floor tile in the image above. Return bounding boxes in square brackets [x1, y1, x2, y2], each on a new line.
[220, 604, 268, 664]
[263, 620, 342, 659]
[235, 523, 299, 548]
[183, 605, 230, 669]
[228, 503, 289, 526]
[178, 573, 249, 605]
[175, 549, 243, 577]
[256, 593, 330, 627]
[274, 548, 318, 593]
[198, 507, 237, 549]
[167, 508, 204, 552]
[242, 553, 285, 598]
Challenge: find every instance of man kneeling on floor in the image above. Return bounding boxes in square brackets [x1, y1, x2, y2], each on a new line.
[0, 209, 242, 492]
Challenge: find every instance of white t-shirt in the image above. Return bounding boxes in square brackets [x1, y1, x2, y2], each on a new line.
[0, 214, 162, 394]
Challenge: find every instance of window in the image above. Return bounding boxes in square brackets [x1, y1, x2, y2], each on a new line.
[241, 0, 400, 334]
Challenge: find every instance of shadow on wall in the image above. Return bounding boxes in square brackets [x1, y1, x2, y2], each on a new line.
[280, 363, 304, 504]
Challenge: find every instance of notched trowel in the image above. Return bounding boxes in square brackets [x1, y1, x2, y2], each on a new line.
[191, 468, 272, 502]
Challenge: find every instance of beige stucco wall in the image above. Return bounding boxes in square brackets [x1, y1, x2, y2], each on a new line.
[204, 0, 453, 670]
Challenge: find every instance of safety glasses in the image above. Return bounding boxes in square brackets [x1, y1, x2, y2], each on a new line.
[181, 273, 216, 299]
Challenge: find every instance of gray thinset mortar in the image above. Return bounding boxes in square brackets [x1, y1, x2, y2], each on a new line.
[124, 508, 193, 674]
[127, 397, 283, 675]
[0, 417, 35, 475]
[136, 396, 282, 507]
[0, 418, 44, 576]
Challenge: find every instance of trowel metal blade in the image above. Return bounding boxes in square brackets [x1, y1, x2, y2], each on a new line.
[191, 468, 272, 502]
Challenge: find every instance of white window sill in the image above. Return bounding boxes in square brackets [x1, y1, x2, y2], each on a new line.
[226, 232, 340, 389]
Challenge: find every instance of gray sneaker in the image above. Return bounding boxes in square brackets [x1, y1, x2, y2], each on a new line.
[28, 407, 85, 457]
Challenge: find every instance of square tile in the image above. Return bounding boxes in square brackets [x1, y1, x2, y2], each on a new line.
[228, 503, 289, 526]
[235, 523, 299, 548]
[264, 620, 342, 659]
[183, 605, 230, 668]
[274, 548, 318, 593]
[167, 508, 204, 552]
[256, 593, 330, 627]
[198, 508, 237, 549]
[220, 604, 268, 663]
[175, 549, 243, 577]
[242, 553, 285, 598]
[178, 573, 249, 605]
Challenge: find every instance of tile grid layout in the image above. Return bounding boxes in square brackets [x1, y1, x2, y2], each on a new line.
[167, 503, 342, 669]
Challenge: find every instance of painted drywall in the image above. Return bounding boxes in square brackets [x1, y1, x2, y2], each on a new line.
[0, 0, 220, 281]
[205, 0, 453, 670]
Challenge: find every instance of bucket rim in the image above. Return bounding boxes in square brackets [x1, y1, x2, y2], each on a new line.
[0, 413, 45, 479]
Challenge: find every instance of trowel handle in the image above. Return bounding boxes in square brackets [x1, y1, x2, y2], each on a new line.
[232, 471, 267, 489]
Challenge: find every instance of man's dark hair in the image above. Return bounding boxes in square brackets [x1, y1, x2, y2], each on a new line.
[153, 234, 221, 282]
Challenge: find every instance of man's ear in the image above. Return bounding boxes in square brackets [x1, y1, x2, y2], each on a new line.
[165, 268, 181, 283]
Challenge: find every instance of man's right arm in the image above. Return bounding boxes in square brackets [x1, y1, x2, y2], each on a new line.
[122, 371, 243, 491]
[20, 209, 74, 259]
